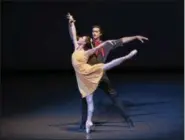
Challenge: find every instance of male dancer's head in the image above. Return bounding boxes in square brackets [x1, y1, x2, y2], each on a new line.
[91, 25, 105, 56]
[92, 25, 102, 41]
[83, 25, 103, 50]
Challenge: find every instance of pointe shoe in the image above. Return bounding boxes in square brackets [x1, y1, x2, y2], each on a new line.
[86, 121, 93, 134]
[126, 49, 138, 59]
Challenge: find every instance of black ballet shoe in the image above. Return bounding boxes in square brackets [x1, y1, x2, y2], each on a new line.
[126, 118, 135, 128]
[79, 124, 85, 130]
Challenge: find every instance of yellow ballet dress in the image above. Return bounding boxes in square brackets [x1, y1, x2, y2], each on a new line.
[72, 49, 104, 98]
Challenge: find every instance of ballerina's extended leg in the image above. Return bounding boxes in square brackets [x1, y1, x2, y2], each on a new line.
[103, 49, 138, 71]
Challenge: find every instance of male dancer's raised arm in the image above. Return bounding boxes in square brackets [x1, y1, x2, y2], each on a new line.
[90, 25, 149, 62]
[86, 35, 148, 57]
[108, 35, 148, 48]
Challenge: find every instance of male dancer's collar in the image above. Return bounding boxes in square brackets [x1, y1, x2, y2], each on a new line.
[93, 38, 101, 42]
[91, 38, 105, 57]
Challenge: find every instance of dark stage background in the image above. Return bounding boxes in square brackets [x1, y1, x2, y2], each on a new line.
[2, 1, 184, 72]
[1, 1, 184, 140]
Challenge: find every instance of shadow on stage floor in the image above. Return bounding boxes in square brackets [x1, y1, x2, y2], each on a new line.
[1, 72, 184, 140]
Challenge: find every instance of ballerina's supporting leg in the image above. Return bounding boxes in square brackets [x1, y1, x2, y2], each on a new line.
[103, 49, 137, 71]
[85, 94, 94, 133]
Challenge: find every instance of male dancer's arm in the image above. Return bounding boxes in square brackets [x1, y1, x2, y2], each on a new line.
[103, 35, 148, 61]
[111, 35, 148, 48]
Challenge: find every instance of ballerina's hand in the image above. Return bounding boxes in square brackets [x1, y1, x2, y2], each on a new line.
[66, 13, 76, 23]
[136, 36, 149, 43]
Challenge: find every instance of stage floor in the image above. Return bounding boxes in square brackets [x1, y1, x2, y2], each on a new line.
[1, 73, 184, 140]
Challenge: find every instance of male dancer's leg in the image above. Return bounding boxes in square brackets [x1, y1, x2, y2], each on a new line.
[99, 74, 134, 127]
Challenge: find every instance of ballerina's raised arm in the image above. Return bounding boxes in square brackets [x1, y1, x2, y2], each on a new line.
[67, 13, 78, 49]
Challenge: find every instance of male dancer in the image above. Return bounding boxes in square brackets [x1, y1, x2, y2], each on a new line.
[80, 25, 148, 129]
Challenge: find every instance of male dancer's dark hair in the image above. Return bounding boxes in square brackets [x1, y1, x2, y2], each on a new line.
[92, 25, 103, 33]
